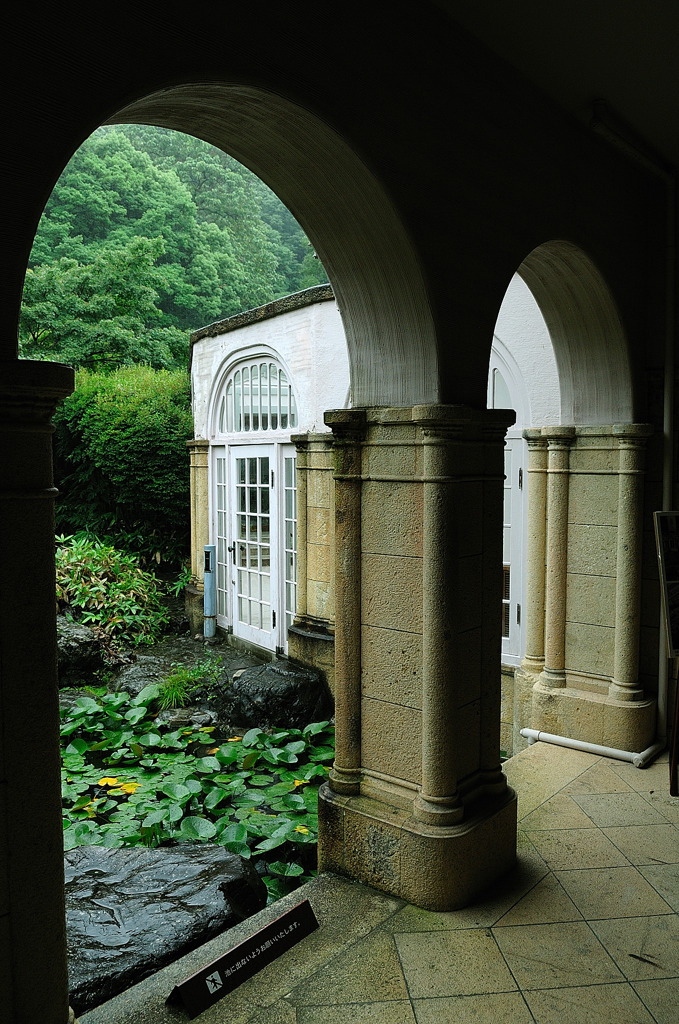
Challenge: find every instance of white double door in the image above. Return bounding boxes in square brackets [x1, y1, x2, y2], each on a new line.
[213, 444, 296, 653]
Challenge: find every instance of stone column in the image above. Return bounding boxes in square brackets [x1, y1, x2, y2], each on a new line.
[187, 439, 210, 584]
[413, 419, 464, 825]
[609, 424, 653, 701]
[540, 427, 575, 688]
[521, 430, 549, 674]
[325, 409, 366, 795]
[0, 359, 75, 1024]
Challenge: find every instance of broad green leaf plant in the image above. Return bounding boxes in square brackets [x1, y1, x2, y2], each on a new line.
[60, 682, 334, 901]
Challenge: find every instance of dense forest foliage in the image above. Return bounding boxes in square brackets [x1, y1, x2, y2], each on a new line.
[20, 125, 327, 370]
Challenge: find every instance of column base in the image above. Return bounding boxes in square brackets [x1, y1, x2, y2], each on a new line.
[532, 681, 656, 751]
[608, 680, 645, 702]
[539, 667, 567, 688]
[412, 792, 464, 826]
[318, 783, 517, 911]
[329, 766, 362, 795]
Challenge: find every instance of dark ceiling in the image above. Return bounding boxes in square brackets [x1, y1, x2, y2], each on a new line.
[440, 1, 679, 170]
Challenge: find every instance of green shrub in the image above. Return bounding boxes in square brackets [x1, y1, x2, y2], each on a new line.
[157, 659, 218, 710]
[56, 533, 170, 645]
[54, 364, 193, 567]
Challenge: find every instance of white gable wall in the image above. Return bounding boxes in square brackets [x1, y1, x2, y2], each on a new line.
[191, 293, 350, 439]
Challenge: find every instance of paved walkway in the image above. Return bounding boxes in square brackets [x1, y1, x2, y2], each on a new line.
[81, 742, 679, 1024]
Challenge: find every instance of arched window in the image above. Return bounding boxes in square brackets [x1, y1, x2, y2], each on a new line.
[218, 359, 298, 435]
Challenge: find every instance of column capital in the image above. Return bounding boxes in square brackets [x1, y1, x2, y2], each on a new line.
[412, 404, 514, 440]
[523, 427, 549, 448]
[541, 425, 576, 447]
[0, 359, 74, 425]
[324, 408, 367, 443]
[612, 423, 654, 440]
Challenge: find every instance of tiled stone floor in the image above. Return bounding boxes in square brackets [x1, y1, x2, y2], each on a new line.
[82, 742, 679, 1024]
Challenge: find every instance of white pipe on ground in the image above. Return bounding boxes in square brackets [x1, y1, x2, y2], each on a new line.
[520, 728, 665, 769]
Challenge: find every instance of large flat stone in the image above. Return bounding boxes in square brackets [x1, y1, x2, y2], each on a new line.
[66, 843, 266, 1015]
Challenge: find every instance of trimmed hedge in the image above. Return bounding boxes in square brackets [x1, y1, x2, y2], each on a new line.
[54, 365, 193, 566]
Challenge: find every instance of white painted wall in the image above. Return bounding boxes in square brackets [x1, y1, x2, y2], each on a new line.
[492, 274, 561, 428]
[191, 293, 350, 439]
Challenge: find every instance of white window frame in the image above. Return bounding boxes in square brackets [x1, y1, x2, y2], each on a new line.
[208, 354, 300, 655]
[488, 341, 529, 666]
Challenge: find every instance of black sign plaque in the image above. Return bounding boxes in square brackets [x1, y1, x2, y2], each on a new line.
[167, 898, 319, 1018]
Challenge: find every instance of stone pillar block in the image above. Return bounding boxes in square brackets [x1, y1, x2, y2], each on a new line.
[0, 359, 75, 1024]
[319, 405, 517, 910]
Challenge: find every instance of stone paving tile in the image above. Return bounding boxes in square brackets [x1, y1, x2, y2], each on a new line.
[246, 999, 298, 1024]
[519, 792, 597, 831]
[639, 863, 679, 911]
[642, 790, 679, 825]
[602, 823, 679, 866]
[503, 743, 599, 820]
[570, 792, 668, 827]
[523, 982, 656, 1023]
[492, 921, 623, 990]
[633, 977, 679, 1024]
[564, 762, 637, 797]
[395, 928, 517, 998]
[589, 914, 679, 981]
[555, 866, 674, 921]
[297, 1001, 416, 1024]
[607, 758, 671, 793]
[526, 828, 629, 871]
[285, 926, 408, 1006]
[494, 873, 583, 927]
[412, 991, 535, 1023]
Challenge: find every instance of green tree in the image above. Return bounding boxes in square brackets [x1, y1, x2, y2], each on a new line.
[19, 236, 187, 369]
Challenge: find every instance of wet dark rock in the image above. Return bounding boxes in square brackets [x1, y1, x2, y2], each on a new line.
[112, 652, 173, 697]
[111, 634, 229, 697]
[215, 660, 331, 730]
[153, 706, 218, 730]
[57, 616, 108, 685]
[65, 843, 267, 1014]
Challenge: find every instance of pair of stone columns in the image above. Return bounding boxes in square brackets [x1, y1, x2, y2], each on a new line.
[319, 405, 517, 909]
[524, 425, 650, 698]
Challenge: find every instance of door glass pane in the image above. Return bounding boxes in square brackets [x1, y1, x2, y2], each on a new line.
[215, 453, 228, 619]
[233, 451, 272, 638]
[284, 454, 297, 630]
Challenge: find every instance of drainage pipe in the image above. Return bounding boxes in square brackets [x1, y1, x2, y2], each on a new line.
[203, 544, 216, 638]
[520, 728, 665, 769]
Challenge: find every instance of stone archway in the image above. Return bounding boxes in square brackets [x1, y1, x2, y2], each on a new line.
[4, 83, 449, 1024]
[517, 239, 634, 424]
[108, 85, 439, 409]
[505, 242, 655, 756]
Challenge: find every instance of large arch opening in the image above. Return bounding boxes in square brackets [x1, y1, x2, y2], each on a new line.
[107, 84, 439, 409]
[488, 242, 651, 758]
